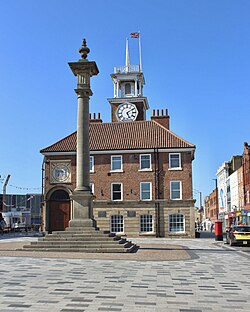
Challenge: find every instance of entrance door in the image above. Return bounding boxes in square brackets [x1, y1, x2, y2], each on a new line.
[49, 190, 70, 232]
[50, 201, 70, 231]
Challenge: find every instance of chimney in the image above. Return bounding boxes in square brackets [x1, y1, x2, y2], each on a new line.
[151, 109, 170, 129]
[89, 112, 103, 123]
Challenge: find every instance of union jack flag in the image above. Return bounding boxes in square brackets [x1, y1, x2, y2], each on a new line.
[130, 32, 140, 38]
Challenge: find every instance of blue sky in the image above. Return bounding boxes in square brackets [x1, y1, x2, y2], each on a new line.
[0, 0, 250, 206]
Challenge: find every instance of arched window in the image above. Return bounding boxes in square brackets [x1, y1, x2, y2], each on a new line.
[125, 83, 131, 95]
[169, 213, 185, 232]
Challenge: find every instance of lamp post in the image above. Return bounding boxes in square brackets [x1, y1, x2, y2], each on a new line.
[193, 189, 203, 222]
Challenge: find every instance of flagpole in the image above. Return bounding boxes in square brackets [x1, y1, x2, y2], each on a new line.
[138, 31, 142, 72]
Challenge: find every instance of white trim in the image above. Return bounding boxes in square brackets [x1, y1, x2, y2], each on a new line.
[139, 154, 151, 170]
[90, 182, 94, 194]
[90, 155, 94, 172]
[138, 169, 153, 172]
[168, 167, 182, 171]
[169, 153, 181, 169]
[42, 147, 195, 156]
[110, 214, 124, 234]
[140, 214, 154, 233]
[170, 181, 182, 200]
[111, 182, 123, 201]
[140, 182, 152, 201]
[111, 155, 123, 171]
[169, 213, 185, 233]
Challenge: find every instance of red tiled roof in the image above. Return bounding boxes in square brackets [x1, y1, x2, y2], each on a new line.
[40, 120, 195, 153]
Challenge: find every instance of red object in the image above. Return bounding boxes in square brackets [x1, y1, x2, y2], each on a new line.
[130, 32, 140, 38]
[214, 220, 223, 241]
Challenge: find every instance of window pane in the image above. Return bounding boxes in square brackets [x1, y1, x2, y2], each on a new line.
[140, 215, 153, 232]
[110, 215, 123, 233]
[112, 183, 122, 201]
[169, 213, 184, 232]
[112, 156, 122, 170]
[90, 156, 94, 171]
[171, 181, 181, 199]
[141, 182, 151, 200]
[125, 83, 131, 94]
[140, 155, 150, 170]
[170, 154, 180, 168]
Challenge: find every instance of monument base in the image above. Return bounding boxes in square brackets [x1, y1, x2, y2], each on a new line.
[69, 189, 94, 228]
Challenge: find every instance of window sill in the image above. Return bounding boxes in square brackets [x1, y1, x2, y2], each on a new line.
[110, 170, 124, 173]
[168, 167, 182, 171]
[138, 169, 152, 172]
[139, 232, 155, 236]
[168, 232, 187, 236]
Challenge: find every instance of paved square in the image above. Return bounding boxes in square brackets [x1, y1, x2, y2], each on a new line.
[0, 236, 250, 311]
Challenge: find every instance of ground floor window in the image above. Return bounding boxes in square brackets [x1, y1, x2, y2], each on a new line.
[110, 215, 124, 233]
[169, 213, 185, 232]
[140, 214, 153, 233]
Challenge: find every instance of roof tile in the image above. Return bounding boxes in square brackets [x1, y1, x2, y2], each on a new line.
[40, 120, 195, 153]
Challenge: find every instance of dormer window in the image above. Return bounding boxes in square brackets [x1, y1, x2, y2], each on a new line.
[125, 83, 132, 95]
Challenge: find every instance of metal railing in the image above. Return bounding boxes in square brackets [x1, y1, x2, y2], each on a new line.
[114, 65, 140, 74]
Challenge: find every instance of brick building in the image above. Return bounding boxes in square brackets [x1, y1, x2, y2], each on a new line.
[243, 142, 250, 224]
[41, 40, 196, 238]
[204, 189, 218, 223]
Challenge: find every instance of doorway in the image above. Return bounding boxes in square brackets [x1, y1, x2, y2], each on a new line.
[48, 190, 70, 232]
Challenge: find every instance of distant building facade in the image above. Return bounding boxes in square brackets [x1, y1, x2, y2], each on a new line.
[0, 193, 42, 225]
[204, 189, 218, 223]
[243, 142, 250, 224]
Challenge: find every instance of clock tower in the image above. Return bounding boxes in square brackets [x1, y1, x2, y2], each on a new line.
[108, 38, 149, 122]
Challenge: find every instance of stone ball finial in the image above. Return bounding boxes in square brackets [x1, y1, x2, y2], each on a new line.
[79, 38, 90, 59]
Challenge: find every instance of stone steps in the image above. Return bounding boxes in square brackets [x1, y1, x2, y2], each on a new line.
[20, 224, 137, 253]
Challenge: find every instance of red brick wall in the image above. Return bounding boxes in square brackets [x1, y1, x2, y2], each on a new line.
[243, 142, 250, 206]
[44, 150, 194, 202]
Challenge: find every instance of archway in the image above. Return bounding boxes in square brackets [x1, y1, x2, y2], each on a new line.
[48, 189, 71, 232]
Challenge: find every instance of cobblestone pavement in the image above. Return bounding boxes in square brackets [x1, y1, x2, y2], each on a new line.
[0, 236, 250, 312]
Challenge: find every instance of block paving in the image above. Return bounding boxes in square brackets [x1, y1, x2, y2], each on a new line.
[0, 235, 250, 311]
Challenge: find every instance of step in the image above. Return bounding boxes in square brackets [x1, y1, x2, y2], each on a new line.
[41, 236, 119, 242]
[18, 246, 136, 253]
[25, 241, 132, 248]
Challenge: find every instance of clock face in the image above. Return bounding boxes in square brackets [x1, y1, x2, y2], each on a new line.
[51, 163, 71, 183]
[116, 102, 138, 122]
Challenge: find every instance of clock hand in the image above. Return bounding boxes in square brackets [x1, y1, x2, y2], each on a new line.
[126, 108, 134, 117]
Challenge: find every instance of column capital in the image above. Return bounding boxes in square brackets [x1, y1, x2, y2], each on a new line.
[68, 60, 99, 77]
[75, 88, 93, 97]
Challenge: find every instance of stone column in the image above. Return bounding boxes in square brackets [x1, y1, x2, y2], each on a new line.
[68, 39, 99, 228]
[75, 89, 91, 192]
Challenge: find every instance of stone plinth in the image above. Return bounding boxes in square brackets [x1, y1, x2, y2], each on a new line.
[69, 190, 93, 228]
